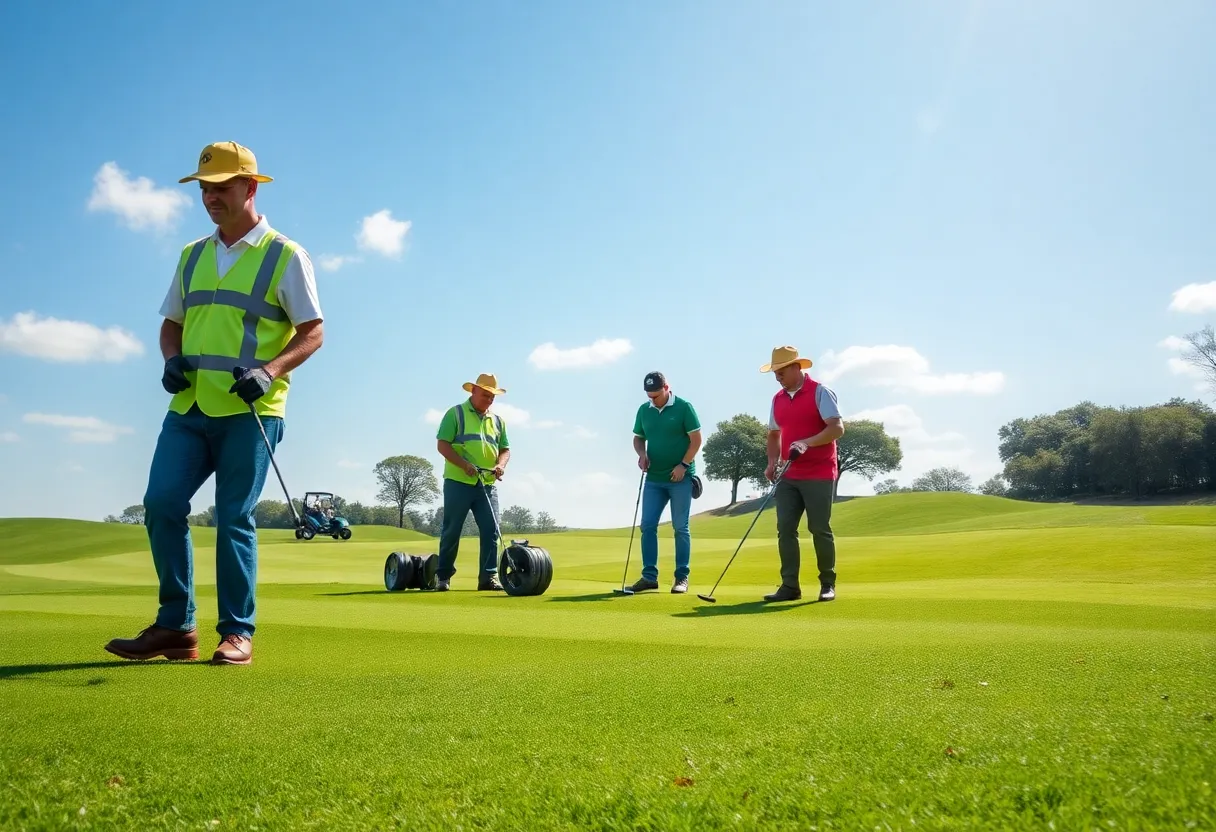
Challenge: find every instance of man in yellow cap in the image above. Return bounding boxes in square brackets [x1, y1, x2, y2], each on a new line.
[434, 373, 511, 591]
[760, 346, 844, 603]
[105, 141, 324, 666]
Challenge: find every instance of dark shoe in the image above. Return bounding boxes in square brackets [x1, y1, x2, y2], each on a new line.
[819, 584, 835, 601]
[478, 576, 504, 591]
[105, 625, 199, 661]
[763, 585, 802, 602]
[629, 577, 659, 593]
[671, 578, 688, 594]
[211, 634, 252, 665]
[435, 580, 450, 592]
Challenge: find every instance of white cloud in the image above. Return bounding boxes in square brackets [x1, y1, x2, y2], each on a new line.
[87, 161, 190, 232]
[1169, 281, 1216, 314]
[816, 345, 1004, 395]
[500, 471, 556, 503]
[849, 404, 966, 446]
[1158, 335, 1188, 351]
[356, 209, 411, 258]
[0, 312, 144, 363]
[23, 413, 134, 443]
[423, 403, 559, 430]
[0, 431, 17, 443]
[572, 426, 598, 439]
[318, 254, 361, 272]
[528, 338, 633, 371]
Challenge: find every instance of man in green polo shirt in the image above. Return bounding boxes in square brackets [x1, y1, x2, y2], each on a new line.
[434, 372, 511, 591]
[628, 371, 703, 593]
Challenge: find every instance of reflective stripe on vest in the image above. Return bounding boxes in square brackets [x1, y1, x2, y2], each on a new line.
[178, 236, 287, 375]
[453, 404, 503, 448]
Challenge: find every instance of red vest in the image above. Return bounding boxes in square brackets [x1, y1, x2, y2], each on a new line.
[771, 375, 838, 480]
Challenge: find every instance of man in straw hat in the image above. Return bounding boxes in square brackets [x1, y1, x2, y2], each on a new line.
[434, 373, 512, 591]
[105, 141, 324, 666]
[760, 346, 844, 602]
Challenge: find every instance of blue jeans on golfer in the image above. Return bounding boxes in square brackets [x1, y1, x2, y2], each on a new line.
[142, 403, 283, 638]
[640, 477, 693, 582]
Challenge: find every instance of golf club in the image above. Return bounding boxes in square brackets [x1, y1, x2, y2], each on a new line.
[613, 468, 646, 595]
[696, 447, 802, 603]
[472, 464, 519, 573]
[233, 366, 302, 528]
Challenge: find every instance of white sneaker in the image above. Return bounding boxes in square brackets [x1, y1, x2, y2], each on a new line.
[671, 578, 688, 594]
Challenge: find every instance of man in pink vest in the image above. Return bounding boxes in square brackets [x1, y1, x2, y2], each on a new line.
[761, 346, 845, 602]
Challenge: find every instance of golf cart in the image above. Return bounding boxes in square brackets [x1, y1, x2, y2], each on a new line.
[297, 491, 352, 540]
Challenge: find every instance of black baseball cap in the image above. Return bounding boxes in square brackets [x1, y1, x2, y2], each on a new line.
[643, 371, 666, 392]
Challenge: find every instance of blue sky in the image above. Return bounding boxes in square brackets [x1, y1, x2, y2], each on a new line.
[1, 0, 1214, 529]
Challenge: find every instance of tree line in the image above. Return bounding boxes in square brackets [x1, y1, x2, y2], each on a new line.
[105, 453, 564, 532]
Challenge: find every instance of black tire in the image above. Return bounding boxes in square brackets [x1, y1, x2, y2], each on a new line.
[420, 554, 438, 590]
[340, 527, 352, 540]
[500, 543, 554, 596]
[384, 552, 411, 591]
[301, 527, 315, 541]
[295, 528, 303, 539]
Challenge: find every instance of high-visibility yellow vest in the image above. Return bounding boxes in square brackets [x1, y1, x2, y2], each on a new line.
[440, 399, 506, 485]
[168, 229, 297, 418]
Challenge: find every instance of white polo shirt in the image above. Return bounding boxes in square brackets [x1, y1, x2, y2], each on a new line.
[159, 215, 324, 327]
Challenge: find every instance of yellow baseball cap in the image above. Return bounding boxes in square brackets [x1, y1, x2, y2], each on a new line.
[179, 141, 273, 184]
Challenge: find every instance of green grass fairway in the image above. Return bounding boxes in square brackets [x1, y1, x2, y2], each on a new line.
[1, 494, 1213, 830]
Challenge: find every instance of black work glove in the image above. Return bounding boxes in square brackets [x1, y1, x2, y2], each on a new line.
[161, 355, 192, 394]
[229, 367, 274, 404]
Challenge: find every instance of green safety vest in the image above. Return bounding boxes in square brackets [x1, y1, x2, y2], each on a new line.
[168, 230, 298, 418]
[442, 400, 505, 485]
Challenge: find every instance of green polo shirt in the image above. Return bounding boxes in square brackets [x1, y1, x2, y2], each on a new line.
[437, 399, 509, 485]
[633, 392, 701, 483]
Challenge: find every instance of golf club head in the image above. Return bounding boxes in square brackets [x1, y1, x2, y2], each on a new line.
[613, 587, 634, 595]
[696, 594, 717, 603]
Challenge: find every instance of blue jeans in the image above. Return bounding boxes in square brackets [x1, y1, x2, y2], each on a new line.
[142, 404, 283, 638]
[640, 478, 693, 582]
[437, 478, 501, 581]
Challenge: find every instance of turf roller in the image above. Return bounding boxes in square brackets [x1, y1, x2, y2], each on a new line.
[472, 464, 555, 597]
[384, 552, 439, 592]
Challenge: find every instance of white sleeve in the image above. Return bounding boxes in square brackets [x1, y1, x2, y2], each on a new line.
[276, 247, 324, 326]
[768, 400, 778, 431]
[159, 265, 184, 323]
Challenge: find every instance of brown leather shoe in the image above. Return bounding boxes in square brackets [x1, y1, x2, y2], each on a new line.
[211, 634, 252, 665]
[105, 625, 199, 661]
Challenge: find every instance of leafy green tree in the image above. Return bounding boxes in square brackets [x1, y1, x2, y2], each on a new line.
[374, 455, 440, 528]
[535, 511, 557, 532]
[978, 475, 1009, 497]
[835, 419, 902, 497]
[702, 414, 769, 504]
[873, 478, 902, 495]
[501, 505, 533, 532]
[911, 467, 973, 492]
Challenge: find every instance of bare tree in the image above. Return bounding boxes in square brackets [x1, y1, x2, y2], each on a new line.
[1181, 325, 1216, 397]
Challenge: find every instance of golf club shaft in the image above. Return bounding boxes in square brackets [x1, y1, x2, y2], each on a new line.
[620, 469, 644, 591]
[702, 453, 799, 598]
[248, 403, 301, 527]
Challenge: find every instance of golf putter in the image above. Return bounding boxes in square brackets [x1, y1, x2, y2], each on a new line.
[232, 366, 301, 528]
[473, 464, 519, 573]
[613, 468, 647, 595]
[696, 447, 803, 603]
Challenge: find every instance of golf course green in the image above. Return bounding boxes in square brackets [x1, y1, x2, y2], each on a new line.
[1, 493, 1212, 829]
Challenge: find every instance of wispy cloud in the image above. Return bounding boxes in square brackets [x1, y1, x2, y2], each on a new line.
[817, 345, 1004, 395]
[528, 338, 633, 370]
[424, 403, 558, 430]
[849, 404, 966, 446]
[1169, 281, 1216, 314]
[357, 209, 411, 258]
[318, 254, 362, 272]
[336, 459, 364, 470]
[0, 431, 17, 443]
[23, 413, 134, 443]
[0, 312, 143, 363]
[571, 426, 598, 439]
[87, 161, 191, 232]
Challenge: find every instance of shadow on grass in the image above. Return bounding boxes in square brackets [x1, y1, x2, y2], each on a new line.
[670, 600, 818, 618]
[0, 660, 208, 681]
[319, 590, 392, 597]
[545, 591, 622, 603]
